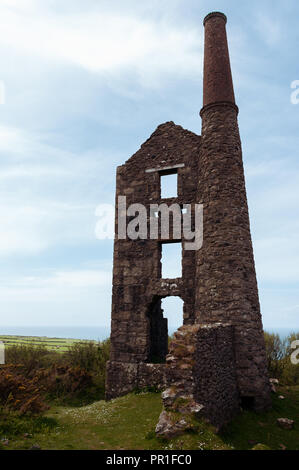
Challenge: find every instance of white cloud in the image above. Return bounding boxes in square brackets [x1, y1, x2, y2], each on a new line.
[0, 125, 75, 163]
[255, 12, 282, 46]
[0, 124, 118, 257]
[0, 126, 33, 155]
[0, 269, 111, 301]
[246, 152, 299, 286]
[0, 4, 202, 88]
[0, 166, 69, 180]
[0, 268, 112, 326]
[0, 1, 297, 330]
[260, 286, 299, 330]
[0, 205, 48, 256]
[245, 158, 286, 178]
[0, 199, 99, 257]
[44, 270, 111, 288]
[1, 0, 38, 9]
[255, 236, 299, 283]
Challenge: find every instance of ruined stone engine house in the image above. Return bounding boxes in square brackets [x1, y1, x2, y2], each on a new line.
[106, 12, 271, 429]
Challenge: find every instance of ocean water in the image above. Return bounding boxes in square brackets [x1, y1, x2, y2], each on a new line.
[0, 326, 110, 341]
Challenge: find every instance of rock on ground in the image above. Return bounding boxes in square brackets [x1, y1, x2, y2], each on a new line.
[155, 410, 198, 439]
[277, 418, 294, 430]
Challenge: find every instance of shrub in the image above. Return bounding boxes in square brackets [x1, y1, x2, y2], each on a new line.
[264, 331, 299, 385]
[281, 332, 299, 385]
[5, 344, 62, 373]
[2, 339, 111, 407]
[65, 339, 110, 373]
[0, 365, 49, 415]
[34, 364, 94, 404]
[264, 332, 286, 378]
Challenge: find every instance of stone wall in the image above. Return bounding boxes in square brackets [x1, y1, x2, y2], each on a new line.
[106, 361, 166, 400]
[196, 103, 271, 410]
[158, 324, 239, 432]
[106, 121, 201, 397]
[105, 11, 271, 421]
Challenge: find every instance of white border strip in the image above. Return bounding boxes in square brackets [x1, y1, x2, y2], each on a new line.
[0, 342, 5, 365]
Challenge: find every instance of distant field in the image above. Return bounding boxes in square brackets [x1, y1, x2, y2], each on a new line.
[0, 335, 97, 352]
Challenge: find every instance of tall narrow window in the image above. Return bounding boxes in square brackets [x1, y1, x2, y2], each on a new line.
[161, 242, 182, 278]
[160, 172, 178, 198]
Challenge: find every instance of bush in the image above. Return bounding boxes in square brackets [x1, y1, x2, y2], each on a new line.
[2, 339, 111, 407]
[62, 339, 110, 402]
[0, 365, 49, 415]
[35, 364, 94, 404]
[264, 332, 286, 378]
[65, 339, 110, 373]
[5, 344, 62, 373]
[281, 332, 299, 385]
[264, 331, 299, 385]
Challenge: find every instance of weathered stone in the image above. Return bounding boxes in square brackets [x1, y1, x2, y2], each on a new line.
[270, 378, 279, 385]
[277, 418, 294, 430]
[155, 411, 197, 439]
[160, 324, 240, 429]
[161, 387, 178, 409]
[105, 11, 271, 430]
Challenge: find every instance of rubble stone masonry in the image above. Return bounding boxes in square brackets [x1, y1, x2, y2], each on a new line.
[105, 12, 271, 428]
[160, 324, 240, 430]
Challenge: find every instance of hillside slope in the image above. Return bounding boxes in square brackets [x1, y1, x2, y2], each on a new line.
[1, 386, 298, 450]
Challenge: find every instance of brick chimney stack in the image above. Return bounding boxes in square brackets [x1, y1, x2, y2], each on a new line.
[202, 12, 236, 108]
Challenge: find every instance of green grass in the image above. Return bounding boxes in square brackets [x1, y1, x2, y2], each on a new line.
[1, 385, 298, 450]
[0, 413, 58, 439]
[221, 385, 299, 450]
[1, 392, 229, 451]
[0, 335, 97, 352]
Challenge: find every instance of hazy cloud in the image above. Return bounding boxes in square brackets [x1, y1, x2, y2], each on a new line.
[0, 0, 297, 329]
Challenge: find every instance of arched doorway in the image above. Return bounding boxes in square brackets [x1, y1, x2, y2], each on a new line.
[161, 296, 184, 337]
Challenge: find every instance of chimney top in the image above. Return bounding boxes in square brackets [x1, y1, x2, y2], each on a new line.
[203, 12, 227, 26]
[201, 11, 237, 112]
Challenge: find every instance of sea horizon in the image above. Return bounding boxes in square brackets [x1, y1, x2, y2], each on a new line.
[0, 325, 111, 341]
[0, 325, 298, 341]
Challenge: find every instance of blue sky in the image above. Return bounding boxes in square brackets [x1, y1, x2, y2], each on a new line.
[0, 0, 298, 330]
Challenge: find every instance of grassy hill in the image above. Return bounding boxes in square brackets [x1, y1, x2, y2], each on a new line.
[0, 333, 298, 450]
[0, 385, 298, 450]
[0, 335, 96, 352]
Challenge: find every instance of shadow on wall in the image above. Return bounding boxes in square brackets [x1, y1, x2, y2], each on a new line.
[146, 296, 184, 363]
